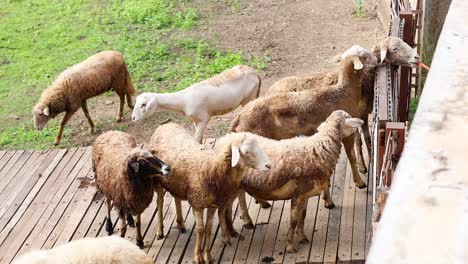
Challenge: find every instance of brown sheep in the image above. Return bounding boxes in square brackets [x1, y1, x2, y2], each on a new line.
[230, 55, 370, 190]
[214, 110, 363, 253]
[149, 123, 271, 264]
[266, 37, 421, 167]
[33, 51, 136, 145]
[92, 131, 171, 249]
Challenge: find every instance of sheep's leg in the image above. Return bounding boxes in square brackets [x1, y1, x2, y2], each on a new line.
[54, 111, 73, 146]
[256, 198, 271, 208]
[193, 209, 204, 264]
[155, 187, 165, 239]
[203, 208, 216, 264]
[355, 131, 367, 174]
[126, 213, 135, 228]
[175, 198, 186, 233]
[105, 197, 113, 235]
[296, 199, 309, 244]
[322, 187, 335, 209]
[116, 93, 125, 122]
[286, 197, 306, 253]
[362, 120, 372, 162]
[218, 207, 231, 246]
[224, 199, 240, 237]
[118, 209, 127, 238]
[126, 92, 134, 109]
[238, 191, 254, 229]
[194, 120, 208, 144]
[134, 214, 144, 249]
[80, 101, 95, 134]
[343, 135, 367, 189]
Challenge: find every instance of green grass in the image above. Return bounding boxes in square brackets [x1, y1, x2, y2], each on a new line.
[409, 96, 420, 123]
[0, 0, 268, 149]
[353, 0, 367, 17]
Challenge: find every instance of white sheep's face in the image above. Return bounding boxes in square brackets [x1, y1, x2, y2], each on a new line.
[232, 137, 271, 172]
[341, 45, 378, 68]
[342, 117, 364, 137]
[380, 37, 420, 67]
[32, 103, 52, 131]
[132, 93, 157, 122]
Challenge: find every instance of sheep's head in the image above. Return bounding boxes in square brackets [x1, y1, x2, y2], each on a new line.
[231, 136, 271, 172]
[127, 149, 171, 179]
[317, 110, 364, 137]
[378, 37, 420, 67]
[340, 55, 367, 80]
[32, 102, 53, 131]
[132, 93, 157, 122]
[340, 45, 378, 68]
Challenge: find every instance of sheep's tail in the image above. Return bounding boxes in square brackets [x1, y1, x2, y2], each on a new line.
[124, 63, 136, 96]
[229, 114, 240, 132]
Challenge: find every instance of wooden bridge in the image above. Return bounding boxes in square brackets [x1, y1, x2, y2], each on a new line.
[0, 138, 372, 264]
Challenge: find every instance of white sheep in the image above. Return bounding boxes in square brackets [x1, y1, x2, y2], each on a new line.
[215, 110, 363, 253]
[132, 65, 261, 143]
[149, 123, 271, 264]
[12, 236, 153, 264]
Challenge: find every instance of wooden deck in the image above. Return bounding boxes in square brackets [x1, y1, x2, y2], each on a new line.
[0, 139, 372, 264]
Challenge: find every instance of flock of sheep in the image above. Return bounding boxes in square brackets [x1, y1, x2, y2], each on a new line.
[19, 36, 420, 264]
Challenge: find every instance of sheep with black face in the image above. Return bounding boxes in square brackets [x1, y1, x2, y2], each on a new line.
[92, 130, 170, 249]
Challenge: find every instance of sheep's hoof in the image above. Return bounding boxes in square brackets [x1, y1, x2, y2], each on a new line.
[136, 240, 144, 249]
[229, 230, 240, 238]
[177, 225, 187, 234]
[243, 223, 254, 229]
[203, 255, 213, 264]
[126, 214, 135, 228]
[105, 219, 113, 235]
[260, 201, 271, 209]
[356, 182, 367, 189]
[359, 166, 368, 174]
[53, 141, 60, 146]
[222, 238, 232, 246]
[286, 245, 297, 253]
[325, 202, 336, 209]
[156, 233, 164, 240]
[298, 237, 309, 244]
[116, 117, 122, 122]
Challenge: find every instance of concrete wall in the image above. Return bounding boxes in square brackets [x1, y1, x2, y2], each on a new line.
[367, 0, 468, 262]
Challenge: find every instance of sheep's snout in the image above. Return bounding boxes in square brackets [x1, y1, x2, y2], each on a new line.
[161, 164, 171, 176]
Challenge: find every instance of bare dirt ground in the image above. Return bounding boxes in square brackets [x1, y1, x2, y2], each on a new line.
[67, 0, 385, 146]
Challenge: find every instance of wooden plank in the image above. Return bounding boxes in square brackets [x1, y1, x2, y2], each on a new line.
[323, 152, 347, 262]
[83, 196, 108, 238]
[245, 199, 273, 263]
[0, 150, 33, 196]
[364, 137, 374, 257]
[0, 150, 26, 193]
[156, 199, 190, 263]
[257, 200, 284, 263]
[147, 193, 176, 259]
[166, 200, 193, 264]
[70, 192, 104, 240]
[0, 148, 84, 262]
[12, 148, 88, 256]
[32, 149, 93, 250]
[351, 180, 368, 260]
[0, 150, 6, 161]
[309, 171, 334, 263]
[0, 150, 51, 222]
[337, 161, 355, 262]
[0, 150, 15, 173]
[209, 198, 240, 262]
[143, 191, 173, 255]
[295, 196, 320, 263]
[271, 199, 291, 264]
[0, 150, 67, 238]
[53, 169, 97, 246]
[218, 194, 254, 264]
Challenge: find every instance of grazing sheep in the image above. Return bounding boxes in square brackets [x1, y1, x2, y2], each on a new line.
[132, 65, 261, 143]
[216, 110, 363, 253]
[92, 131, 170, 249]
[230, 55, 370, 190]
[149, 123, 271, 264]
[266, 37, 420, 167]
[32, 51, 136, 145]
[12, 236, 153, 264]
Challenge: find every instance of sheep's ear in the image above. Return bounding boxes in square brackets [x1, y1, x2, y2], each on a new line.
[43, 107, 50, 116]
[380, 43, 388, 63]
[345, 118, 364, 128]
[129, 162, 140, 174]
[352, 57, 363, 70]
[231, 144, 240, 167]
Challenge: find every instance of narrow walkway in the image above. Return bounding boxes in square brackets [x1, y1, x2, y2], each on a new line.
[0, 139, 372, 263]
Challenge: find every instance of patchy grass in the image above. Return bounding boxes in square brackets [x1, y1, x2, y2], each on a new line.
[353, 0, 367, 18]
[0, 0, 268, 149]
[0, 126, 72, 150]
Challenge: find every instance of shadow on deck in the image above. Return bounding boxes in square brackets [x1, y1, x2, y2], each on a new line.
[0, 138, 371, 263]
